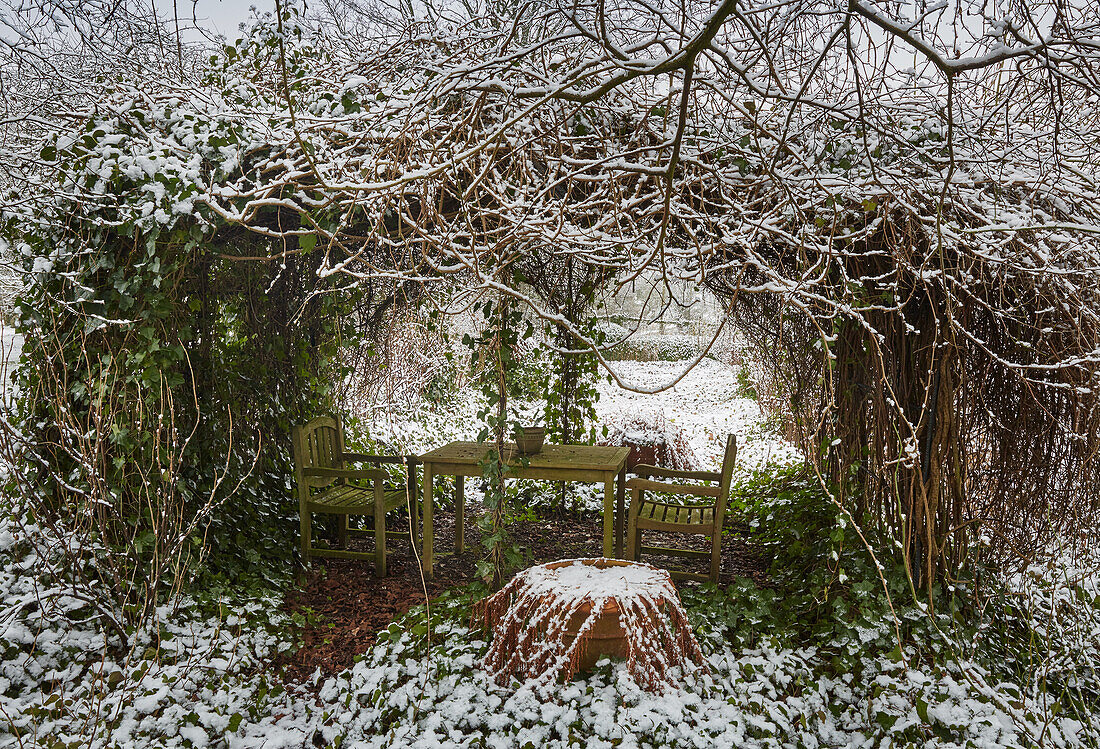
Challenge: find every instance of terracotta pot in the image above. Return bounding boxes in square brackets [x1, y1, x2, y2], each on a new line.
[543, 559, 667, 674]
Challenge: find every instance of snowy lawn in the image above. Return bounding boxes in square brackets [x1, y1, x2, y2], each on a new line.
[593, 358, 800, 473]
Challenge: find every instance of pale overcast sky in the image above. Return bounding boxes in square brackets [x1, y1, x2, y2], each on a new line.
[186, 1, 275, 40]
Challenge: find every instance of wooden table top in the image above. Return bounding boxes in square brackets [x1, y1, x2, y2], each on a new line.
[419, 441, 630, 472]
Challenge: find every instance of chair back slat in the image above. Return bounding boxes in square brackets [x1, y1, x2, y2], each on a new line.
[310, 429, 321, 467]
[292, 416, 344, 489]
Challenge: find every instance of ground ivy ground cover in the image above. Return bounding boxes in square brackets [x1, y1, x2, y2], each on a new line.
[335, 467, 1100, 749]
[0, 515, 304, 749]
[3, 490, 1098, 748]
[332, 591, 1090, 749]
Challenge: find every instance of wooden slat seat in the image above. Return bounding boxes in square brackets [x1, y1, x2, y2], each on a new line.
[292, 416, 418, 576]
[635, 500, 716, 527]
[307, 485, 407, 514]
[625, 435, 737, 583]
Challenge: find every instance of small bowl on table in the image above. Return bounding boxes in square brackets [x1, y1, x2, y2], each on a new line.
[515, 426, 546, 455]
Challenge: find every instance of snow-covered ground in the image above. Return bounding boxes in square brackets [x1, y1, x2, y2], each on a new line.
[316, 589, 1100, 749]
[4, 515, 1095, 748]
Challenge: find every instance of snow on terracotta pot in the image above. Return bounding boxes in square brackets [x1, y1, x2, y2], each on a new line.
[473, 558, 704, 691]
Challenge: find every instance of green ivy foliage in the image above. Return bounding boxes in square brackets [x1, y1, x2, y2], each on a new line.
[1, 13, 366, 615]
[689, 465, 1100, 732]
[464, 295, 531, 586]
[352, 471, 1100, 745]
[536, 317, 607, 448]
[11, 218, 359, 590]
[705, 465, 917, 652]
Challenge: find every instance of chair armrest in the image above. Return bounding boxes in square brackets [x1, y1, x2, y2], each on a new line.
[303, 467, 387, 481]
[625, 477, 721, 498]
[342, 452, 405, 465]
[342, 454, 419, 482]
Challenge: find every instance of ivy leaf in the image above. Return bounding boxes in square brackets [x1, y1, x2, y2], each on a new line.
[915, 696, 930, 724]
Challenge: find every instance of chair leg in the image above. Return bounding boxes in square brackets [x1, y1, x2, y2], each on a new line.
[337, 515, 349, 548]
[455, 475, 465, 555]
[626, 487, 642, 562]
[406, 493, 419, 556]
[406, 460, 420, 554]
[300, 508, 311, 565]
[374, 480, 386, 577]
[709, 527, 722, 584]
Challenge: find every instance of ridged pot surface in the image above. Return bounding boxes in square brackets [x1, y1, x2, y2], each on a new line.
[544, 559, 668, 674]
[515, 427, 546, 454]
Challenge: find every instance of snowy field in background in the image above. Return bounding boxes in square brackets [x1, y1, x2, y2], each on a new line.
[0, 326, 19, 370]
[597, 358, 800, 474]
[0, 327, 21, 404]
[0, 327, 19, 361]
[360, 356, 801, 477]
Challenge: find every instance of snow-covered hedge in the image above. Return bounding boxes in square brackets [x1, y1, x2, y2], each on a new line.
[607, 333, 702, 362]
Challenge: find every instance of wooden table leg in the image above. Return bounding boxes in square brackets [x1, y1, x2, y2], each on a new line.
[615, 467, 626, 558]
[455, 475, 465, 554]
[603, 474, 615, 558]
[423, 463, 434, 579]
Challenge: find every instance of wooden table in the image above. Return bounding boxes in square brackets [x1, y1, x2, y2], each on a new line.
[418, 442, 631, 579]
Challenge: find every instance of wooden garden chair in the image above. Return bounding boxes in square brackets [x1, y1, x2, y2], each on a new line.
[291, 416, 418, 576]
[625, 435, 737, 583]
